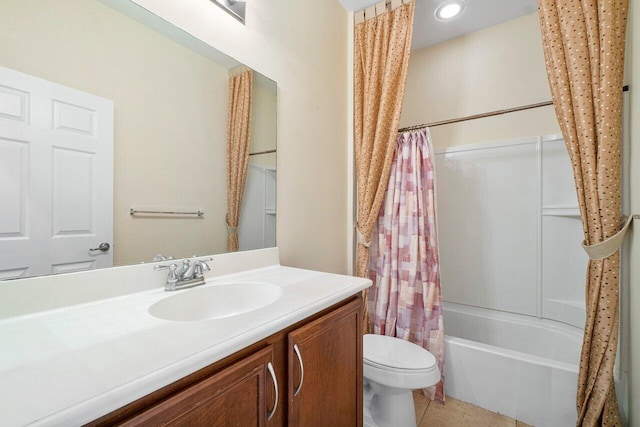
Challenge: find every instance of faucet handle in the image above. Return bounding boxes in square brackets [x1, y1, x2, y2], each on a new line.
[155, 263, 179, 289]
[154, 263, 177, 271]
[193, 259, 211, 277]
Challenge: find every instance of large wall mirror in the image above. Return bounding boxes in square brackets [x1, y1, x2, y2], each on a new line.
[0, 0, 276, 281]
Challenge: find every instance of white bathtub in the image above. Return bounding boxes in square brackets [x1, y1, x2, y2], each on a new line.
[443, 302, 582, 427]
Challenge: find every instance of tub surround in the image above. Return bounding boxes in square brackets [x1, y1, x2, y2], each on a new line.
[0, 248, 371, 425]
[443, 302, 583, 426]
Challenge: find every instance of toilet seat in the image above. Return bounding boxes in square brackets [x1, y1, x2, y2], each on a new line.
[364, 358, 438, 375]
[363, 334, 437, 373]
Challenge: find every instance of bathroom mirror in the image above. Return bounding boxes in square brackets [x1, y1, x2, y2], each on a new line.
[0, 0, 276, 281]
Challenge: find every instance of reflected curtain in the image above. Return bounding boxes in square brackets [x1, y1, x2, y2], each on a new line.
[538, 0, 629, 425]
[367, 129, 444, 402]
[226, 66, 253, 252]
[354, 0, 415, 332]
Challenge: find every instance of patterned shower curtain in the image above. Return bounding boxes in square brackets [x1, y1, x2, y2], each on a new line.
[367, 128, 445, 402]
[538, 1, 628, 424]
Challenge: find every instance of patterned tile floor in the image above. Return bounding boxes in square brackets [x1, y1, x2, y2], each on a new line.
[413, 392, 534, 427]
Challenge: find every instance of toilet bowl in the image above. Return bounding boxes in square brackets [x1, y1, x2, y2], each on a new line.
[363, 334, 440, 427]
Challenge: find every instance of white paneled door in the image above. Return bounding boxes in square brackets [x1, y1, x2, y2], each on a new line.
[0, 66, 113, 280]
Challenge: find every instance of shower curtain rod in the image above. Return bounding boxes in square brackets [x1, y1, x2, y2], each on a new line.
[398, 85, 629, 133]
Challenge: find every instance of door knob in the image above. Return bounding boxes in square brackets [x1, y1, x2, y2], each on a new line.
[90, 242, 110, 252]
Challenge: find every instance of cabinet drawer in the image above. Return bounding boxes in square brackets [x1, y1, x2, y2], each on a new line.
[122, 346, 275, 426]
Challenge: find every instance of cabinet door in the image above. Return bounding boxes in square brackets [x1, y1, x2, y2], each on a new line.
[287, 297, 362, 427]
[122, 346, 278, 426]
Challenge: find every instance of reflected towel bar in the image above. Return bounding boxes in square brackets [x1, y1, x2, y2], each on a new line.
[249, 149, 276, 156]
[130, 208, 204, 217]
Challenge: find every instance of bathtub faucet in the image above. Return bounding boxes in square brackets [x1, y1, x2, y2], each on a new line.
[154, 257, 212, 291]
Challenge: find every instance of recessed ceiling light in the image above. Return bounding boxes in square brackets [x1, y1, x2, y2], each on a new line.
[434, 0, 465, 21]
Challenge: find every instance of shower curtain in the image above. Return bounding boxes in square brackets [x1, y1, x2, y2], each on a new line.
[353, 0, 415, 333]
[367, 128, 445, 402]
[538, 1, 628, 424]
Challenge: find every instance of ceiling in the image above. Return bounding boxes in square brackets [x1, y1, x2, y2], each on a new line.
[338, 0, 539, 50]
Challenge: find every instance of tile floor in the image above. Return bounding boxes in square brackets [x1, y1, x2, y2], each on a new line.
[413, 391, 534, 427]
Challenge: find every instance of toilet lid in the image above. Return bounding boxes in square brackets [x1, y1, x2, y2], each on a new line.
[363, 334, 437, 372]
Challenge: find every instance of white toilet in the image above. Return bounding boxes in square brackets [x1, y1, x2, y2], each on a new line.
[363, 334, 441, 427]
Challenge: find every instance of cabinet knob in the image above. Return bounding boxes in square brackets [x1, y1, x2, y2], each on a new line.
[293, 344, 304, 397]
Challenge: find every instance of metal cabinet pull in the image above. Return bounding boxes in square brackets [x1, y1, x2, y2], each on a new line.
[89, 242, 110, 252]
[293, 344, 304, 397]
[266, 362, 278, 421]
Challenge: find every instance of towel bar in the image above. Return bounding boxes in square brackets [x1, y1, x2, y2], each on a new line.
[130, 208, 204, 217]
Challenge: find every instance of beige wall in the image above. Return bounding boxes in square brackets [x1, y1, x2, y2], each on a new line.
[401, 12, 560, 149]
[0, 0, 231, 265]
[129, 0, 350, 273]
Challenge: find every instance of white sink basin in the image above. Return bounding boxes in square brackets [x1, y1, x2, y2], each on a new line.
[149, 282, 282, 321]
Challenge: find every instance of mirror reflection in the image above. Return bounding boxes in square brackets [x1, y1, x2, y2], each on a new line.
[0, 0, 276, 281]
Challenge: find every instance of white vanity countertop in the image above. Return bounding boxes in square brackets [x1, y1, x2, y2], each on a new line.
[0, 249, 371, 426]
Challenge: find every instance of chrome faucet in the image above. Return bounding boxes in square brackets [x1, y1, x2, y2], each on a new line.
[155, 257, 212, 291]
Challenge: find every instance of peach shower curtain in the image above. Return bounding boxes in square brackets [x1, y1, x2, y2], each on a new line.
[538, 1, 629, 425]
[226, 66, 253, 252]
[354, 0, 415, 331]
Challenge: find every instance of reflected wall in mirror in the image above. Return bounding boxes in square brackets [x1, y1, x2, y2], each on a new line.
[0, 0, 276, 281]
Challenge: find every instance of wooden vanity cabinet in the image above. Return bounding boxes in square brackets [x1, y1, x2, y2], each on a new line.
[88, 296, 362, 427]
[287, 297, 363, 427]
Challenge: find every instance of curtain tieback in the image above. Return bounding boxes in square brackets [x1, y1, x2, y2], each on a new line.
[356, 225, 371, 248]
[225, 214, 238, 234]
[582, 215, 633, 260]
